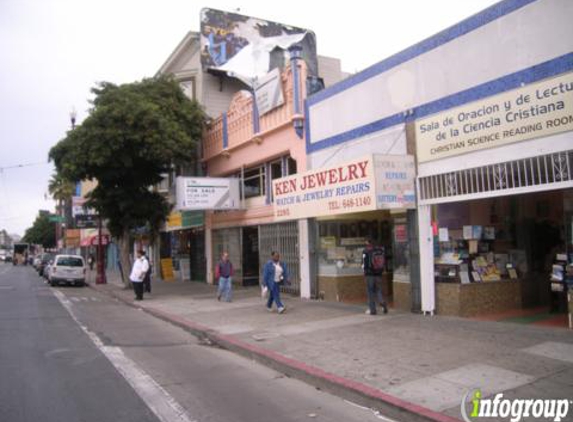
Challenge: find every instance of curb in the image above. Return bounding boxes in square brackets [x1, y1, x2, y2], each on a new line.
[90, 284, 462, 422]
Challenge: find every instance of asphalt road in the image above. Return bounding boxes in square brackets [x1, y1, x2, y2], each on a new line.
[0, 263, 390, 422]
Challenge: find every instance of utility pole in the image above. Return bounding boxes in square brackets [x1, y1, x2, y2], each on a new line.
[96, 216, 106, 284]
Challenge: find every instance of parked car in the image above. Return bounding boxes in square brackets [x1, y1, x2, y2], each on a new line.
[48, 255, 86, 287]
[38, 253, 55, 277]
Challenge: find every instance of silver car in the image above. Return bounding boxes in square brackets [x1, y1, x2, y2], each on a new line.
[48, 255, 86, 287]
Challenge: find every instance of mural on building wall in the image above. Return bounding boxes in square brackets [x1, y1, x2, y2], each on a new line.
[200, 8, 317, 82]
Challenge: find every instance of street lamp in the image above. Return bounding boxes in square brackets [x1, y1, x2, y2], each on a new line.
[70, 107, 77, 129]
[68, 107, 106, 284]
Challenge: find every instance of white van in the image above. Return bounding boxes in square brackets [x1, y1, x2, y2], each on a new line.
[49, 255, 86, 287]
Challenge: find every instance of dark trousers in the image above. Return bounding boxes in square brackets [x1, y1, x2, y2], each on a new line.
[143, 275, 151, 293]
[132, 281, 144, 300]
[366, 275, 383, 314]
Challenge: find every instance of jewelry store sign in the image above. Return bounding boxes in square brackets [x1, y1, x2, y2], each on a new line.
[415, 72, 573, 163]
[273, 155, 415, 221]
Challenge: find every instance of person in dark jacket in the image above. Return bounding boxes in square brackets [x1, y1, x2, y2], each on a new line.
[215, 252, 233, 302]
[142, 251, 152, 294]
[262, 251, 289, 314]
[362, 238, 388, 315]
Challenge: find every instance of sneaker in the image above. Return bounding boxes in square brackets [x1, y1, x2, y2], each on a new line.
[266, 306, 273, 312]
[365, 309, 371, 315]
[278, 306, 286, 314]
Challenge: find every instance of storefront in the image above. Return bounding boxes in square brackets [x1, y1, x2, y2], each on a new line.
[415, 70, 573, 322]
[211, 221, 301, 292]
[428, 191, 573, 317]
[274, 154, 416, 304]
[160, 210, 205, 282]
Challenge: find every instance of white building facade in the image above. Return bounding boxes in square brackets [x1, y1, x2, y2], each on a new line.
[305, 0, 573, 315]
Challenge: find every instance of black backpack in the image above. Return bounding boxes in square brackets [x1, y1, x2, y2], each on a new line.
[367, 247, 385, 275]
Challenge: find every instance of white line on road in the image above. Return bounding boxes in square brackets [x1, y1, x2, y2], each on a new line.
[52, 289, 196, 422]
[343, 399, 401, 422]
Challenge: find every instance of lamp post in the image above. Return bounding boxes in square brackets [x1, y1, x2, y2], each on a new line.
[69, 107, 105, 284]
[70, 107, 77, 129]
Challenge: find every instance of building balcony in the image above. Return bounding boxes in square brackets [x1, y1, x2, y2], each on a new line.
[203, 62, 307, 162]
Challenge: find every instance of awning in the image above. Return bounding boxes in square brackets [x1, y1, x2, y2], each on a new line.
[80, 234, 110, 247]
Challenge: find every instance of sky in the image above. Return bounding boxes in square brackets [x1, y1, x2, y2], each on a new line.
[0, 0, 499, 236]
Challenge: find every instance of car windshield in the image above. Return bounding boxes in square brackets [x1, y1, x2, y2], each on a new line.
[56, 257, 83, 267]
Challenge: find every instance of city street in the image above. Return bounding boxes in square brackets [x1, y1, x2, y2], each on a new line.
[0, 263, 387, 422]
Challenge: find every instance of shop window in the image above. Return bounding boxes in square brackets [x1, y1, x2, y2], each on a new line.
[317, 218, 394, 277]
[393, 216, 410, 279]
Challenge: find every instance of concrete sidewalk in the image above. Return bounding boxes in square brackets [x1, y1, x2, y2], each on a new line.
[89, 271, 573, 422]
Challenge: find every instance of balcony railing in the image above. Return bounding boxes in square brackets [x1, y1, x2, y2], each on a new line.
[203, 62, 306, 161]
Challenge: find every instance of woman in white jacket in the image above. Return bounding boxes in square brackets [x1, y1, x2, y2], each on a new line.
[130, 250, 149, 301]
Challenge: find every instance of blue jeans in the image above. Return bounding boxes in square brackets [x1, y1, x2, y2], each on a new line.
[266, 280, 284, 309]
[218, 277, 232, 301]
[366, 275, 384, 314]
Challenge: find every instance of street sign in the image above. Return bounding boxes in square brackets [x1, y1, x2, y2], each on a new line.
[48, 215, 65, 223]
[75, 214, 98, 228]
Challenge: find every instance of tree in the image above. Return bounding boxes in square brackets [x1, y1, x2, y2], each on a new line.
[48, 173, 75, 228]
[23, 212, 56, 248]
[49, 76, 204, 286]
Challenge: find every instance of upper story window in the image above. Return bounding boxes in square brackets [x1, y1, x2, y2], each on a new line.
[179, 78, 196, 101]
[243, 166, 266, 199]
[230, 156, 298, 202]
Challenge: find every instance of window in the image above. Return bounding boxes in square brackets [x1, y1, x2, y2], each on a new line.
[270, 159, 282, 181]
[179, 79, 196, 101]
[287, 157, 297, 176]
[243, 166, 265, 198]
[56, 257, 84, 267]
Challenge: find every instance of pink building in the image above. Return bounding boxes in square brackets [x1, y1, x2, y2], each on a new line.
[157, 9, 347, 294]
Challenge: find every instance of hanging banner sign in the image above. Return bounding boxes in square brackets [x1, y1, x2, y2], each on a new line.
[373, 154, 416, 209]
[176, 177, 241, 210]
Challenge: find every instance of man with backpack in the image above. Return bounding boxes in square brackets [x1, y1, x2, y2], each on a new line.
[362, 238, 388, 315]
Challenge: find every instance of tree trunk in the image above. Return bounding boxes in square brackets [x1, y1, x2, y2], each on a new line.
[118, 228, 132, 289]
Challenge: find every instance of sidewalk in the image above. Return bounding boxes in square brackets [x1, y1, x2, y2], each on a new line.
[90, 271, 573, 422]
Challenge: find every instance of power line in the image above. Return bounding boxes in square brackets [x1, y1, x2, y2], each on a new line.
[0, 161, 49, 172]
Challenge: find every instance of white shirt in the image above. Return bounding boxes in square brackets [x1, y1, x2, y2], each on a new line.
[274, 262, 284, 282]
[130, 257, 149, 282]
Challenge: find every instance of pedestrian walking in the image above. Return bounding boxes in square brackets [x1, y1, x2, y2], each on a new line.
[362, 238, 388, 315]
[262, 251, 289, 314]
[129, 250, 149, 301]
[142, 251, 152, 294]
[87, 254, 95, 271]
[215, 252, 233, 302]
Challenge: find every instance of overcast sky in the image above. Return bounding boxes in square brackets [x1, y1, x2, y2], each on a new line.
[0, 0, 499, 236]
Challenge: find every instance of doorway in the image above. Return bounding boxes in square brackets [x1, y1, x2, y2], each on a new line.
[242, 227, 260, 286]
